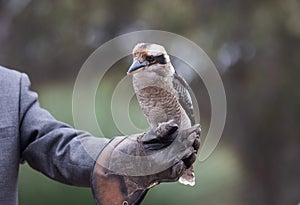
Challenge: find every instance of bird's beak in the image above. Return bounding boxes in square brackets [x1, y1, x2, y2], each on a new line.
[127, 60, 147, 75]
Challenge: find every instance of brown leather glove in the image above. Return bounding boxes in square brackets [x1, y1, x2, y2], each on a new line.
[91, 121, 200, 205]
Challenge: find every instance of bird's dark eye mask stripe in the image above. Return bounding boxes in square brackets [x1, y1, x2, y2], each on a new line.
[146, 54, 167, 65]
[154, 54, 167, 64]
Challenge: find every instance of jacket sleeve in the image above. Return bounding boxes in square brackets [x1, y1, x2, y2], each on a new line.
[19, 73, 109, 187]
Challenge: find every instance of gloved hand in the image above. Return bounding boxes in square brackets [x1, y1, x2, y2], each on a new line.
[91, 120, 200, 205]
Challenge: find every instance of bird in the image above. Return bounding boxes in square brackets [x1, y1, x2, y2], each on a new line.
[127, 43, 197, 186]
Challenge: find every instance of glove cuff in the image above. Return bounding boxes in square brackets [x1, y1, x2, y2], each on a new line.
[91, 137, 152, 205]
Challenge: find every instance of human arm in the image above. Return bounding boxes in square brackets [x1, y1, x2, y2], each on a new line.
[19, 73, 109, 186]
[18, 72, 200, 204]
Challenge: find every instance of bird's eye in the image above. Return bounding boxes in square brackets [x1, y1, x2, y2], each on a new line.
[146, 55, 155, 62]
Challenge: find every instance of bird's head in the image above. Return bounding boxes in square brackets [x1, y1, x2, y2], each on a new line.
[127, 43, 175, 77]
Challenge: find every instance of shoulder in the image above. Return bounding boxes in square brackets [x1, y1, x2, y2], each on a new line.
[0, 66, 24, 127]
[0, 65, 31, 87]
[0, 65, 22, 75]
[0, 65, 33, 106]
[0, 65, 35, 127]
[0, 65, 22, 82]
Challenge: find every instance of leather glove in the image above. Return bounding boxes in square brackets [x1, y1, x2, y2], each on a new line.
[91, 120, 201, 205]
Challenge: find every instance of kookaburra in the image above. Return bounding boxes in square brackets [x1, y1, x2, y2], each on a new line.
[127, 43, 197, 186]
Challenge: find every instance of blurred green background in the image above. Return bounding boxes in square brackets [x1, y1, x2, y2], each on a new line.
[1, 0, 300, 204]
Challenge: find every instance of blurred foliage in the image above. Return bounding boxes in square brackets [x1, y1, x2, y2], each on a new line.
[0, 0, 299, 204]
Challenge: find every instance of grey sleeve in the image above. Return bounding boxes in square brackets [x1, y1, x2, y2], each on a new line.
[19, 73, 109, 187]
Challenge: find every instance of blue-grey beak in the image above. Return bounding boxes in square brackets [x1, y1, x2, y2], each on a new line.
[127, 60, 148, 75]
